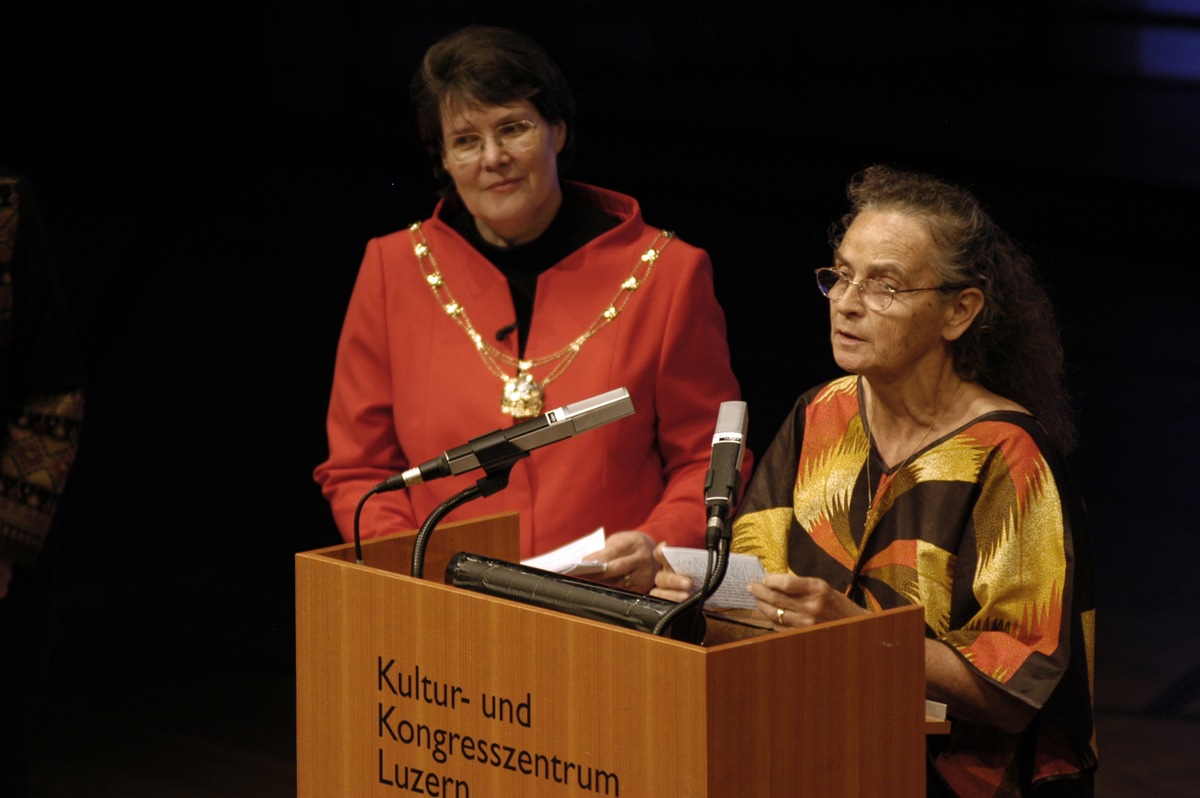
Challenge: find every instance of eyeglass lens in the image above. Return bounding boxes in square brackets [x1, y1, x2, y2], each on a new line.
[815, 269, 893, 310]
[447, 120, 537, 162]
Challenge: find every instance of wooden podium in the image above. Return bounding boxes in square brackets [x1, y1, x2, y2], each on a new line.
[296, 513, 927, 797]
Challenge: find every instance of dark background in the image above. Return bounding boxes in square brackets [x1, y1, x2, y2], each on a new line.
[6, 1, 1200, 794]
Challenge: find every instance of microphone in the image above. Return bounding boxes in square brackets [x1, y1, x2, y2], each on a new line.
[375, 387, 635, 492]
[649, 399, 748, 638]
[704, 400, 747, 543]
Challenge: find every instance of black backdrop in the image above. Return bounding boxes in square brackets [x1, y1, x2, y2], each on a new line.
[7, 0, 1200, 741]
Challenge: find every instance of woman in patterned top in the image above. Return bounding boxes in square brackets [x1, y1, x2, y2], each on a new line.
[654, 165, 1096, 797]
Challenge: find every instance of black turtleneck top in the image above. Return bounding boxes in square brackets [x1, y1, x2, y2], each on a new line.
[446, 184, 619, 358]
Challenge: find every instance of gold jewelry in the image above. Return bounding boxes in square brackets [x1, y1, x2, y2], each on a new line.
[409, 222, 674, 417]
[863, 379, 961, 509]
[623, 574, 632, 589]
[775, 607, 786, 625]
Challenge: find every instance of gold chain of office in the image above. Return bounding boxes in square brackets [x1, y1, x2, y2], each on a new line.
[407, 221, 674, 418]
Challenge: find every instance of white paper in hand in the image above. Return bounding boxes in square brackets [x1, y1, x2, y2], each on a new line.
[659, 547, 765, 610]
[521, 527, 608, 576]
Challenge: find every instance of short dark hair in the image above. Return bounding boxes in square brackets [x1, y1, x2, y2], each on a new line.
[832, 164, 1076, 453]
[409, 25, 576, 190]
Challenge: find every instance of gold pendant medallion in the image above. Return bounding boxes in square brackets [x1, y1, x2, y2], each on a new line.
[501, 373, 545, 418]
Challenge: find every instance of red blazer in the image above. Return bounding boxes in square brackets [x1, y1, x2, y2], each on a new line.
[314, 183, 751, 557]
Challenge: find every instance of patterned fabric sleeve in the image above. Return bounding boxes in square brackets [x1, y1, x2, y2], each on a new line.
[0, 391, 84, 566]
[931, 420, 1097, 795]
[0, 169, 86, 567]
[730, 388, 812, 574]
[940, 421, 1073, 706]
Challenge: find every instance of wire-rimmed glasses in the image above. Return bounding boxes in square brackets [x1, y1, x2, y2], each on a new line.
[444, 119, 540, 163]
[814, 267, 967, 312]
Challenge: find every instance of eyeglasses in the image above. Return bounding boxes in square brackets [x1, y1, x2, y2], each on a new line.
[814, 267, 966, 312]
[443, 119, 540, 163]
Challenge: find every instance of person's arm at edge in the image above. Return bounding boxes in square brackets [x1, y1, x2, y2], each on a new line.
[313, 237, 419, 542]
[926, 638, 1037, 733]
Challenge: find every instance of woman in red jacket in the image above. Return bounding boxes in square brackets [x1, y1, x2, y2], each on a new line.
[313, 25, 750, 592]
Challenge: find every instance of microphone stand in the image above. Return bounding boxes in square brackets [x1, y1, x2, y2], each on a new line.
[410, 439, 526, 579]
[650, 513, 731, 640]
[352, 387, 634, 568]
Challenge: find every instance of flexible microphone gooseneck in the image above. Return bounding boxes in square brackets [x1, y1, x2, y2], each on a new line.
[350, 388, 635, 566]
[653, 401, 748, 639]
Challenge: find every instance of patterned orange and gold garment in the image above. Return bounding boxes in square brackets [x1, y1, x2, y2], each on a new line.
[734, 375, 1096, 797]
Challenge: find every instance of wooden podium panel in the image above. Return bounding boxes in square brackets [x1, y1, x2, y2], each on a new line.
[297, 513, 926, 797]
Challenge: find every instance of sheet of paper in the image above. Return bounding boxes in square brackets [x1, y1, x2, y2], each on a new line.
[660, 547, 765, 610]
[521, 527, 607, 575]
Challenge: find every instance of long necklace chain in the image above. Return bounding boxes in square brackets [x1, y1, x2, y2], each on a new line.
[408, 221, 673, 417]
[863, 379, 961, 510]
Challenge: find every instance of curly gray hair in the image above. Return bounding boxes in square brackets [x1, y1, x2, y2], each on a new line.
[831, 164, 1076, 453]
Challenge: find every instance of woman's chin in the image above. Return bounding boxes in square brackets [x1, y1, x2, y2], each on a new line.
[832, 350, 866, 376]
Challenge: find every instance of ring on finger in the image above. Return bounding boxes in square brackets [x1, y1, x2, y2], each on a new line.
[775, 607, 786, 625]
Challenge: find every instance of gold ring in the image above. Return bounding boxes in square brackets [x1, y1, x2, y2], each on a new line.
[623, 574, 632, 588]
[775, 607, 786, 625]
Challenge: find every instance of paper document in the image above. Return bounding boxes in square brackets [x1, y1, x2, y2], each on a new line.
[659, 547, 766, 610]
[521, 527, 608, 576]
